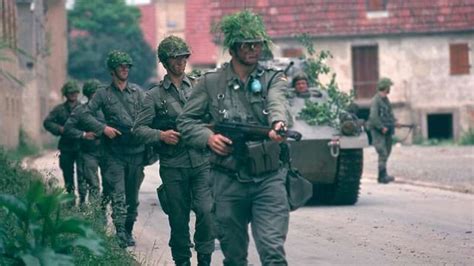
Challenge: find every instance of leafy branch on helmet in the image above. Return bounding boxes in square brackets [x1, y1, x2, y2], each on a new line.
[296, 34, 355, 128]
[157, 35, 191, 64]
[213, 10, 272, 51]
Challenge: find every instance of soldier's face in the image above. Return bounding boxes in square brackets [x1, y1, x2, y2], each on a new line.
[234, 42, 263, 66]
[295, 79, 309, 93]
[166, 55, 188, 76]
[114, 64, 130, 81]
[65, 92, 79, 102]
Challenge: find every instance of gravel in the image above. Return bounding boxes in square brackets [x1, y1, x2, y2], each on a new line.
[363, 145, 474, 193]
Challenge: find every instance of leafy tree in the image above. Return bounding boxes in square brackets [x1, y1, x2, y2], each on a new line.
[68, 0, 156, 86]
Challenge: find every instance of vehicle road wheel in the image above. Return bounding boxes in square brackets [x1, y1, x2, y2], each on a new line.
[314, 149, 363, 205]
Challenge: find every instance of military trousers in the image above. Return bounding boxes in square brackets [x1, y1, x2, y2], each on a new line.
[160, 163, 215, 262]
[371, 129, 393, 171]
[59, 150, 80, 196]
[212, 168, 289, 266]
[102, 150, 145, 233]
[77, 152, 103, 203]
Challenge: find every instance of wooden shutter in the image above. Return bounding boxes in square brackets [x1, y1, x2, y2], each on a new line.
[450, 43, 470, 75]
[367, 0, 385, 11]
[352, 45, 379, 99]
[282, 48, 303, 58]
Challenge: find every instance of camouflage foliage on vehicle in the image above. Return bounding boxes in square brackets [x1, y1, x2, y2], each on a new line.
[296, 34, 355, 128]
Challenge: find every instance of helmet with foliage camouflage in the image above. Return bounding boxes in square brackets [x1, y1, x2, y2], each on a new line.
[292, 72, 309, 88]
[106, 50, 133, 70]
[82, 79, 101, 98]
[217, 10, 271, 50]
[377, 77, 393, 91]
[61, 80, 80, 96]
[157, 35, 191, 64]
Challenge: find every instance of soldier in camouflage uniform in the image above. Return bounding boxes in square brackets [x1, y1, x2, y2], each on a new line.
[133, 36, 214, 266]
[177, 11, 290, 265]
[368, 77, 397, 184]
[82, 50, 145, 247]
[43, 80, 83, 203]
[64, 80, 105, 204]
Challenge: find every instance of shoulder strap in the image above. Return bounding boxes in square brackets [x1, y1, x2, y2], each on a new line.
[108, 86, 134, 118]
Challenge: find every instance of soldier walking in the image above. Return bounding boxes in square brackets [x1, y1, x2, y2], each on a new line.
[82, 50, 145, 248]
[63, 80, 106, 205]
[177, 11, 291, 265]
[43, 80, 83, 203]
[133, 36, 214, 266]
[368, 77, 398, 184]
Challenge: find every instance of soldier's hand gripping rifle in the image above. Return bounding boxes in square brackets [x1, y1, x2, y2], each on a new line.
[206, 121, 302, 142]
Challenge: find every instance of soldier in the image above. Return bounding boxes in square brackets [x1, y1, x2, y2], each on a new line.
[63, 80, 105, 204]
[133, 36, 214, 266]
[368, 77, 397, 184]
[177, 10, 290, 265]
[292, 72, 310, 97]
[82, 50, 145, 248]
[43, 80, 82, 203]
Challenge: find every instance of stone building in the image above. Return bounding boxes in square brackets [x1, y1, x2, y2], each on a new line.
[0, 0, 22, 148]
[202, 0, 474, 143]
[138, 0, 187, 79]
[0, 0, 67, 149]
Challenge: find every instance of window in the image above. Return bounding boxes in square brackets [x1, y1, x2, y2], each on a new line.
[352, 45, 379, 99]
[427, 113, 453, 140]
[282, 48, 303, 58]
[367, 0, 387, 11]
[1, 0, 17, 48]
[450, 43, 470, 75]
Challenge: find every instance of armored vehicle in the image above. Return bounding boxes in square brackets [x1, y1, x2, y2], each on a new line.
[263, 58, 369, 205]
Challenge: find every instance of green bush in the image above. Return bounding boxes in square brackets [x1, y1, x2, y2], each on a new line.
[459, 128, 474, 145]
[7, 129, 40, 162]
[0, 150, 139, 265]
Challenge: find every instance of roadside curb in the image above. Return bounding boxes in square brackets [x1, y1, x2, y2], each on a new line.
[363, 174, 472, 194]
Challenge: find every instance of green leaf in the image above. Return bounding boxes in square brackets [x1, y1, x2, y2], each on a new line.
[0, 194, 27, 221]
[71, 237, 105, 256]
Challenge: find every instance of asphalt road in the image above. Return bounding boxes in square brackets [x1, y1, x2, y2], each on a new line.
[28, 148, 474, 265]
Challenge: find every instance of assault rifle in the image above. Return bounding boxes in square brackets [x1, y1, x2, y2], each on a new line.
[397, 123, 417, 129]
[206, 121, 302, 142]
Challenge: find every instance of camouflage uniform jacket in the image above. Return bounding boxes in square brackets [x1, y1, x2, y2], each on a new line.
[177, 62, 288, 149]
[368, 93, 396, 131]
[43, 101, 81, 152]
[83, 82, 145, 155]
[133, 75, 208, 168]
[63, 103, 105, 155]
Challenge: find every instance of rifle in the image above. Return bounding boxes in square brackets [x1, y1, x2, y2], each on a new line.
[396, 123, 417, 129]
[283, 61, 294, 76]
[206, 121, 302, 142]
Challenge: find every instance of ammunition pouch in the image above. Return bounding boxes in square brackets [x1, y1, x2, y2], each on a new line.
[244, 140, 281, 176]
[210, 140, 281, 176]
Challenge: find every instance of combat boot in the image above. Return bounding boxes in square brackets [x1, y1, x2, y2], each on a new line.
[116, 230, 128, 249]
[174, 259, 191, 266]
[378, 169, 394, 184]
[125, 221, 136, 247]
[197, 253, 212, 266]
